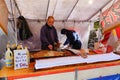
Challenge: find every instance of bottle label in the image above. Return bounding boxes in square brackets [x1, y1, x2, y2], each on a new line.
[5, 59, 13, 67]
[6, 64, 13, 67]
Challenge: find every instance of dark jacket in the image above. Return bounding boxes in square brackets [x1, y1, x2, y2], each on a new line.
[61, 29, 82, 49]
[40, 23, 59, 50]
[17, 16, 33, 40]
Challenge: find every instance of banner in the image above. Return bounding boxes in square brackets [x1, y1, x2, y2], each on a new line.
[101, 0, 120, 44]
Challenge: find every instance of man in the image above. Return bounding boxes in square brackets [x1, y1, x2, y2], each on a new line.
[40, 16, 59, 50]
[61, 28, 82, 49]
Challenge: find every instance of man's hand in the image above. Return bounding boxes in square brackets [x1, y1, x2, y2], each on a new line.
[48, 44, 53, 50]
[56, 42, 60, 48]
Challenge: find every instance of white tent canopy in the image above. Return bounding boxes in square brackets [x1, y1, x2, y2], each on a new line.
[0, 0, 118, 58]
[5, 0, 117, 21]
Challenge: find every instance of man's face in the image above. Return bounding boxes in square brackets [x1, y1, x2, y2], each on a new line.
[47, 18, 54, 27]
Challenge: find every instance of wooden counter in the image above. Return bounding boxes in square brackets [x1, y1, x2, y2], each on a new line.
[1, 50, 120, 80]
[0, 60, 120, 80]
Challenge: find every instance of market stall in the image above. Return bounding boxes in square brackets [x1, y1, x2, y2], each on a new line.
[1, 0, 120, 80]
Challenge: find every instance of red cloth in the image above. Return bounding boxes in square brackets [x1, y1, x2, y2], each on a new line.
[116, 27, 120, 39]
[93, 49, 105, 54]
[106, 45, 113, 53]
[101, 32, 111, 44]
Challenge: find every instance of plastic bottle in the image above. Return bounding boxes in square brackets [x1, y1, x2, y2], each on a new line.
[17, 43, 23, 50]
[5, 47, 14, 68]
[11, 43, 17, 52]
[6, 41, 11, 50]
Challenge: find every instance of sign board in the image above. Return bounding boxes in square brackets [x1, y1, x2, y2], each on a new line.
[14, 50, 28, 70]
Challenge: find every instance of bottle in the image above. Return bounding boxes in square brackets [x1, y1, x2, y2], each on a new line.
[6, 41, 11, 50]
[11, 43, 17, 52]
[5, 47, 14, 68]
[25, 47, 30, 64]
[17, 43, 23, 50]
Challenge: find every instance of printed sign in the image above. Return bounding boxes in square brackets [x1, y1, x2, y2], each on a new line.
[14, 50, 28, 70]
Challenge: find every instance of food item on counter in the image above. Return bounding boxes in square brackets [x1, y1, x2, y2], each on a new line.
[30, 49, 76, 59]
[31, 50, 65, 59]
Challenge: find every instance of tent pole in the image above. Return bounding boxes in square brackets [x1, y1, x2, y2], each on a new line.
[66, 0, 79, 21]
[45, 0, 50, 20]
[52, 0, 58, 16]
[13, 0, 21, 16]
[23, 18, 91, 22]
[63, 20, 65, 28]
[12, 0, 18, 45]
[10, 0, 15, 32]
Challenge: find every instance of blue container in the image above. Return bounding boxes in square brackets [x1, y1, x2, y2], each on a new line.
[88, 74, 120, 80]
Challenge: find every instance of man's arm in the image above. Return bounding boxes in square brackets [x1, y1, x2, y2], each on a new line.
[40, 27, 49, 45]
[54, 28, 59, 43]
[64, 38, 69, 45]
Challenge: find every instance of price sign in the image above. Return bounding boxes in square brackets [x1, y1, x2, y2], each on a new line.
[14, 50, 28, 70]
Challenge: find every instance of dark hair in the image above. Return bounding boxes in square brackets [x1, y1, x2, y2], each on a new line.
[61, 28, 68, 34]
[18, 16, 25, 20]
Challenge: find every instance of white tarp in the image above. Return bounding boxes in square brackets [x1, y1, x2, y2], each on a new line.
[35, 52, 120, 69]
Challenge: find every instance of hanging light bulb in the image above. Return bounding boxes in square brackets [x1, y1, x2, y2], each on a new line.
[89, 0, 93, 4]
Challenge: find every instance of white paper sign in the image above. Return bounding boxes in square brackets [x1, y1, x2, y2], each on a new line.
[14, 50, 28, 70]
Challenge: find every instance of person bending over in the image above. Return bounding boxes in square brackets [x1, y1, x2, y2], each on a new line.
[61, 28, 82, 49]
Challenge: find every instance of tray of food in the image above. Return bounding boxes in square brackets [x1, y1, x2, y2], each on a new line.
[30, 50, 76, 59]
